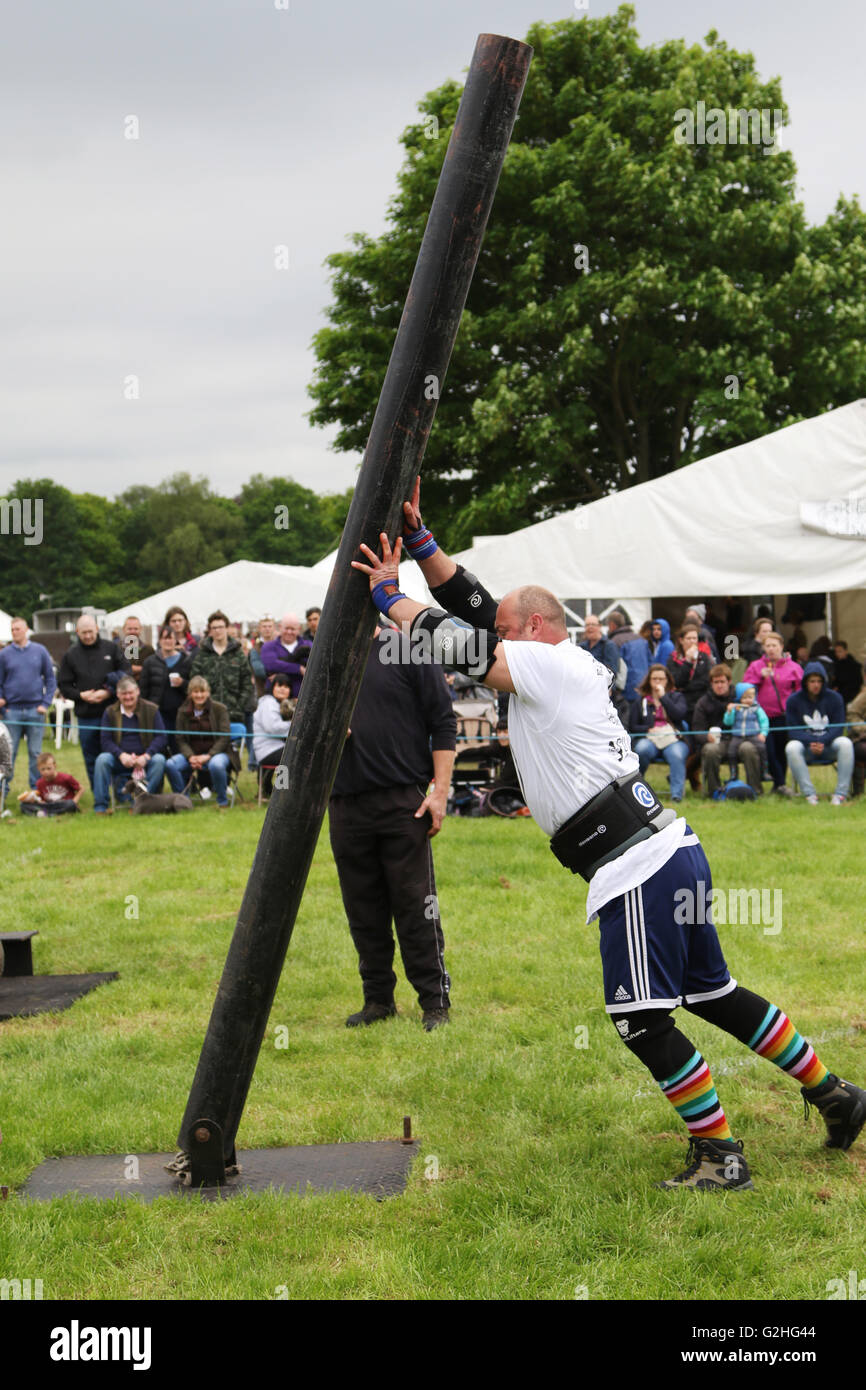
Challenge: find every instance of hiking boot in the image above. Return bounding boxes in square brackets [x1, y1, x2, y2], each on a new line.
[802, 1074, 866, 1150]
[422, 1008, 450, 1032]
[658, 1136, 754, 1190]
[345, 1001, 397, 1028]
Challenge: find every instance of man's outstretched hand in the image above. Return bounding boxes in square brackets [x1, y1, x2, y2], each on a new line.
[351, 532, 403, 592]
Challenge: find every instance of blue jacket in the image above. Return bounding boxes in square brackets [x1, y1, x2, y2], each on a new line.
[648, 618, 675, 667]
[0, 639, 56, 707]
[611, 627, 651, 702]
[579, 635, 619, 677]
[784, 663, 846, 750]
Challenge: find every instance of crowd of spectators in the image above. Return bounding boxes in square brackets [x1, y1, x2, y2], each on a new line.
[0, 604, 321, 813]
[1, 595, 865, 814]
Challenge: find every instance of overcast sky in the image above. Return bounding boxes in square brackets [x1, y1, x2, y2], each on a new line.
[1, 0, 863, 503]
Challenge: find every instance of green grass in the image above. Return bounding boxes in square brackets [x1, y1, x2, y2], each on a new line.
[1, 744, 864, 1300]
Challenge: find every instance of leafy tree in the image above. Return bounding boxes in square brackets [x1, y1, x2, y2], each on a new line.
[235, 474, 354, 565]
[307, 6, 866, 549]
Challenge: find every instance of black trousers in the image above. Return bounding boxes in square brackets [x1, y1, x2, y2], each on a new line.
[328, 784, 450, 1012]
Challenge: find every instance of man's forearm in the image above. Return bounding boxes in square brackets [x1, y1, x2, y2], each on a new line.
[432, 747, 456, 792]
[415, 548, 456, 589]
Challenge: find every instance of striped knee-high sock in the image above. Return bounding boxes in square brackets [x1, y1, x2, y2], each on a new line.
[659, 1050, 732, 1140]
[747, 1004, 829, 1089]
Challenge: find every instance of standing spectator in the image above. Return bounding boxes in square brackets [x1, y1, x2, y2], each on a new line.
[743, 633, 803, 796]
[115, 615, 154, 679]
[832, 641, 863, 705]
[628, 665, 689, 802]
[785, 665, 853, 806]
[252, 675, 294, 796]
[740, 617, 775, 667]
[808, 636, 836, 687]
[647, 618, 675, 666]
[138, 627, 192, 744]
[303, 608, 321, 641]
[579, 614, 619, 678]
[0, 617, 56, 788]
[666, 625, 713, 722]
[57, 614, 128, 790]
[329, 628, 457, 1030]
[684, 604, 719, 661]
[190, 611, 256, 727]
[163, 606, 199, 653]
[166, 677, 237, 810]
[93, 677, 167, 814]
[260, 613, 312, 700]
[607, 607, 650, 703]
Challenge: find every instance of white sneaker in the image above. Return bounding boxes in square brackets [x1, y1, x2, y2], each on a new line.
[830, 793, 847, 806]
[805, 794, 819, 805]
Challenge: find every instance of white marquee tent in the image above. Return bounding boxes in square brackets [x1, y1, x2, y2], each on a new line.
[0, 608, 13, 642]
[449, 399, 866, 636]
[104, 560, 328, 634]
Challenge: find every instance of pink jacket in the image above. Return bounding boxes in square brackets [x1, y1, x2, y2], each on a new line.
[743, 656, 804, 718]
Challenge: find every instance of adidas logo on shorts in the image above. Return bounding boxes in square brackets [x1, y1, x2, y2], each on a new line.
[614, 985, 631, 1001]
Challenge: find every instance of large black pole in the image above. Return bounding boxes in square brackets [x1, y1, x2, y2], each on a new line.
[178, 33, 533, 1169]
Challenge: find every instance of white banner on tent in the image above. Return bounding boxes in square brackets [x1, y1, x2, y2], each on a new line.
[800, 497, 866, 540]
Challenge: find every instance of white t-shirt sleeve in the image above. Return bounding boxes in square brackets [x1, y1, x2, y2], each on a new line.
[501, 641, 559, 707]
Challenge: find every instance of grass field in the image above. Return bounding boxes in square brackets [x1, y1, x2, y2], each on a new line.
[1, 743, 864, 1301]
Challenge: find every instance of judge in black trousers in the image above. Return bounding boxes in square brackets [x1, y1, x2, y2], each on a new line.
[329, 626, 457, 1031]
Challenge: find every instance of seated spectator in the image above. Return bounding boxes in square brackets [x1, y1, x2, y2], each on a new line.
[0, 615, 57, 789]
[166, 676, 237, 810]
[743, 632, 803, 796]
[115, 615, 155, 679]
[252, 675, 295, 797]
[607, 607, 650, 702]
[784, 664, 853, 805]
[190, 611, 256, 729]
[629, 665, 689, 802]
[647, 618, 674, 666]
[692, 663, 737, 798]
[303, 608, 321, 641]
[18, 751, 82, 815]
[138, 627, 192, 744]
[93, 677, 167, 814]
[832, 640, 863, 704]
[163, 606, 199, 653]
[808, 636, 835, 687]
[666, 624, 713, 723]
[740, 616, 775, 666]
[260, 613, 312, 700]
[847, 684, 866, 797]
[722, 682, 768, 789]
[683, 604, 719, 661]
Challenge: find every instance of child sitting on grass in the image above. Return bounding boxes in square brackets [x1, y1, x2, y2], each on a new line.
[18, 751, 83, 816]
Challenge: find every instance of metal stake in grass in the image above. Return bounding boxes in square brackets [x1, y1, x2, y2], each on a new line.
[175, 34, 533, 1186]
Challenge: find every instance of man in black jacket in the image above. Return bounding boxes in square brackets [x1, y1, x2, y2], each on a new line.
[328, 628, 456, 1031]
[691, 664, 762, 797]
[58, 615, 129, 789]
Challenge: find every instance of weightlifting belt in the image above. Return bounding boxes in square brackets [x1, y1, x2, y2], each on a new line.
[550, 771, 677, 882]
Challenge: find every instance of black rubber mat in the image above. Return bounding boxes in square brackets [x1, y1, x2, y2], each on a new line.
[0, 972, 119, 1021]
[21, 1141, 419, 1202]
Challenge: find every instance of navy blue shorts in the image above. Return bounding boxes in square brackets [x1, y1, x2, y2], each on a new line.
[597, 827, 735, 1014]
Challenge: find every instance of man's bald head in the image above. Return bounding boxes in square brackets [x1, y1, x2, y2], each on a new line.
[495, 586, 567, 644]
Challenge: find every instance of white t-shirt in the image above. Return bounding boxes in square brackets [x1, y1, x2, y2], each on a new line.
[502, 638, 686, 921]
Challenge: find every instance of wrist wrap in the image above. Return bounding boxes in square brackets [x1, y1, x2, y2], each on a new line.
[371, 579, 406, 615]
[403, 523, 438, 560]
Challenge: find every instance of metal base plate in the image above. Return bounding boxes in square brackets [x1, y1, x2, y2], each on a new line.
[0, 972, 118, 1021]
[20, 1141, 419, 1202]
